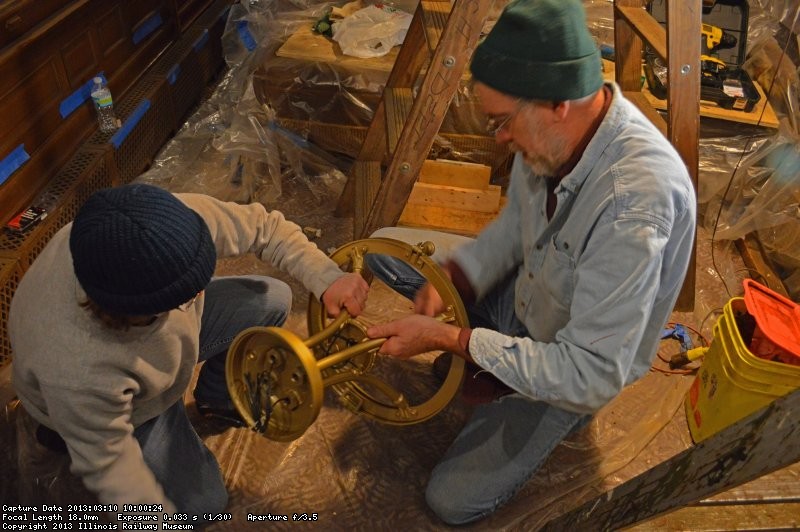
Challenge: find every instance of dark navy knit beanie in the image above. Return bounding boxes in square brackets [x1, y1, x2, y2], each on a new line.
[69, 184, 216, 315]
[470, 0, 604, 101]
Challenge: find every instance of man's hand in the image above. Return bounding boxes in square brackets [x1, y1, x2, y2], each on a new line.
[322, 273, 369, 317]
[367, 315, 460, 359]
[413, 282, 446, 316]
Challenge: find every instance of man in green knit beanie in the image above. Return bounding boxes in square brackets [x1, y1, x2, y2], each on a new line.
[367, 0, 696, 524]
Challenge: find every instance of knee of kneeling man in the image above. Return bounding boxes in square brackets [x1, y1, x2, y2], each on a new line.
[425, 481, 482, 526]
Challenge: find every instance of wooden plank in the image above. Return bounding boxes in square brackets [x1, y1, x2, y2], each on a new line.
[614, 1, 647, 91]
[361, 0, 494, 237]
[627, 502, 800, 531]
[275, 24, 399, 72]
[421, 1, 451, 53]
[353, 161, 382, 237]
[398, 197, 505, 237]
[641, 78, 780, 129]
[735, 234, 790, 298]
[602, 57, 780, 129]
[541, 388, 800, 531]
[408, 182, 501, 213]
[616, 4, 668, 61]
[418, 159, 491, 190]
[704, 462, 800, 503]
[385, 88, 414, 153]
[666, 0, 701, 312]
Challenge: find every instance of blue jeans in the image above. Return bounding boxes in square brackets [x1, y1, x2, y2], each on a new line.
[134, 275, 291, 517]
[366, 229, 589, 525]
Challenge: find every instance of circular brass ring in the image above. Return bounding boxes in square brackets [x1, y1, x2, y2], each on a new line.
[307, 237, 467, 425]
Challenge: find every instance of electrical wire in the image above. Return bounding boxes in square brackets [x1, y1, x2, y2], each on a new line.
[708, 5, 800, 297]
[652, 321, 712, 375]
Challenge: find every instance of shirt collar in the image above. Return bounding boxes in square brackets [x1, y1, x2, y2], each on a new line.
[552, 84, 613, 181]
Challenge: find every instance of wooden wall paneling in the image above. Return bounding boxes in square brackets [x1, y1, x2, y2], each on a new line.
[112, 1, 178, 100]
[174, 0, 216, 32]
[191, 0, 230, 74]
[0, 1, 103, 227]
[0, 0, 76, 50]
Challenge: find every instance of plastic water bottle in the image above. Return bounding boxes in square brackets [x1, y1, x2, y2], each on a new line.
[90, 77, 119, 133]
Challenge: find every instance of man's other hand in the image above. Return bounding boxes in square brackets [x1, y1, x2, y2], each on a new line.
[322, 273, 369, 317]
[367, 315, 460, 359]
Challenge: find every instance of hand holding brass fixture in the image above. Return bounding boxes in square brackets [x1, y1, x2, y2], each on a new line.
[225, 237, 468, 441]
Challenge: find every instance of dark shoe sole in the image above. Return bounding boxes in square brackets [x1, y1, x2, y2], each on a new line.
[196, 403, 247, 428]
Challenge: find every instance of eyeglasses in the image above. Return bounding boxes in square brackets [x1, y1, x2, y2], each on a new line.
[177, 291, 202, 312]
[485, 99, 523, 136]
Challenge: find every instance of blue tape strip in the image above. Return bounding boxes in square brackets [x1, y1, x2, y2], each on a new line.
[110, 99, 151, 149]
[268, 122, 309, 149]
[59, 72, 108, 119]
[132, 12, 163, 45]
[220, 5, 231, 21]
[236, 20, 257, 52]
[0, 144, 30, 185]
[193, 29, 209, 52]
[167, 64, 181, 86]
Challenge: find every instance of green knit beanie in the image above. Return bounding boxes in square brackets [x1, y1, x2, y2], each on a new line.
[470, 0, 604, 101]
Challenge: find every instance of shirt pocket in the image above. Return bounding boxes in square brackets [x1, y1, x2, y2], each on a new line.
[540, 234, 576, 311]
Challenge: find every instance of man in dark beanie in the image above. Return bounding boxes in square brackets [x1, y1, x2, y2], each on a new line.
[366, 0, 696, 524]
[9, 184, 368, 516]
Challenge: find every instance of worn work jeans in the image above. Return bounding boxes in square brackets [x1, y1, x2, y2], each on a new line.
[136, 275, 292, 517]
[366, 228, 590, 525]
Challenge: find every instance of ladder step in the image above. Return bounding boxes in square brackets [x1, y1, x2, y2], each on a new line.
[615, 5, 667, 61]
[384, 88, 414, 153]
[353, 161, 382, 235]
[421, 1, 451, 53]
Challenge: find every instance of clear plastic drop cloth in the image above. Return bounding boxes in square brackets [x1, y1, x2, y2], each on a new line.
[6, 1, 799, 529]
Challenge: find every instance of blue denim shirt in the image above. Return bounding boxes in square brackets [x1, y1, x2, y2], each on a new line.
[453, 84, 696, 414]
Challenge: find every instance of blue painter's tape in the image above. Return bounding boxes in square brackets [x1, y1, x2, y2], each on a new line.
[167, 64, 181, 85]
[110, 99, 151, 149]
[133, 12, 163, 45]
[236, 20, 257, 52]
[193, 29, 209, 52]
[0, 144, 30, 185]
[268, 122, 309, 149]
[59, 72, 108, 119]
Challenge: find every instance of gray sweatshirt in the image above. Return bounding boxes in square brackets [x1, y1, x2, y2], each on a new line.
[9, 193, 345, 512]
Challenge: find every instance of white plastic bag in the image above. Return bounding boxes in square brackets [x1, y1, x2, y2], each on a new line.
[332, 4, 413, 58]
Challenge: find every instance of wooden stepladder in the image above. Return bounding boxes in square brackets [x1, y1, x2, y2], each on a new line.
[335, 0, 494, 238]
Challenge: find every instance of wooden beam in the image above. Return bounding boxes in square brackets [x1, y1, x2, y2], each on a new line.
[668, 0, 701, 312]
[541, 388, 800, 531]
[735, 234, 790, 298]
[615, 4, 668, 61]
[408, 182, 501, 213]
[614, 0, 647, 92]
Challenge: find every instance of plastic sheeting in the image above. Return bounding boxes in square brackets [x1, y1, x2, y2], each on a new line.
[5, 0, 800, 528]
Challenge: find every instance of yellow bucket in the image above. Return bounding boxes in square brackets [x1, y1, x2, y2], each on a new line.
[685, 283, 800, 443]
